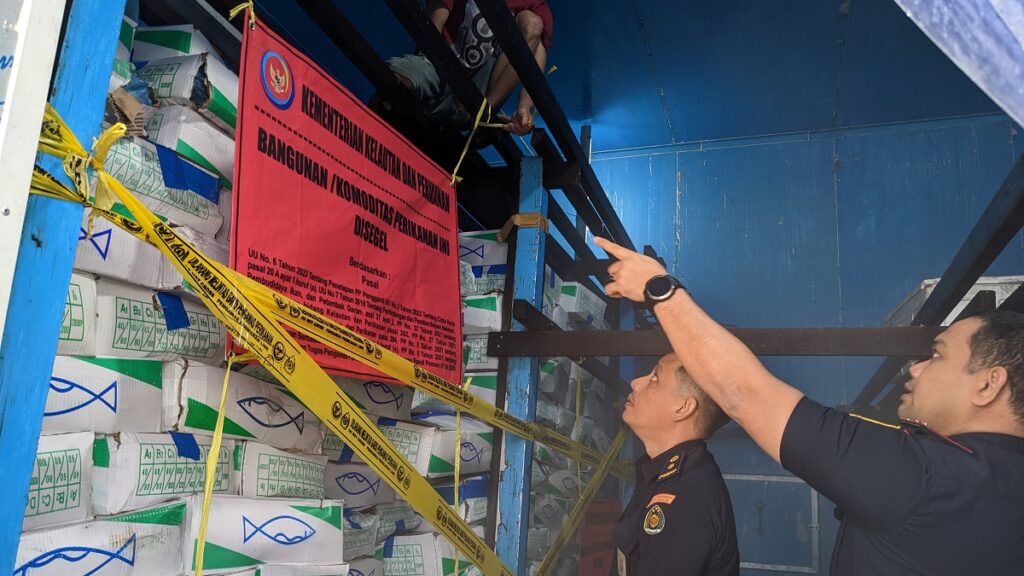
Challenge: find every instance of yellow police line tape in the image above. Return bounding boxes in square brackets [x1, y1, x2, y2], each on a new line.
[536, 427, 629, 576]
[33, 168, 635, 484]
[37, 107, 514, 576]
[33, 124, 632, 481]
[34, 105, 633, 574]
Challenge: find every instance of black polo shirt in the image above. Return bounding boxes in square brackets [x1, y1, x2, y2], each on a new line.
[611, 439, 740, 575]
[781, 397, 1024, 575]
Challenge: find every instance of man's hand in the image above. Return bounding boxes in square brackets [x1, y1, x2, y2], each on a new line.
[504, 106, 535, 135]
[594, 237, 669, 302]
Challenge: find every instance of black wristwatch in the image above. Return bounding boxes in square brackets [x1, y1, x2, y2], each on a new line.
[644, 275, 685, 306]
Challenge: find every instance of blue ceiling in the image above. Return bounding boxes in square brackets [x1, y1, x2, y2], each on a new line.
[261, 0, 1002, 153]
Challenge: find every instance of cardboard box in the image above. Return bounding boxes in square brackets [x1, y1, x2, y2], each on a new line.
[136, 53, 238, 134]
[56, 272, 97, 357]
[164, 360, 324, 453]
[182, 495, 345, 575]
[411, 372, 497, 415]
[408, 414, 494, 478]
[462, 294, 502, 335]
[458, 230, 507, 267]
[382, 528, 485, 576]
[22, 433, 94, 531]
[145, 105, 235, 189]
[132, 25, 221, 63]
[103, 135, 223, 236]
[116, 15, 137, 61]
[462, 335, 497, 372]
[237, 441, 327, 499]
[92, 432, 238, 514]
[42, 356, 164, 434]
[14, 500, 186, 576]
[324, 463, 395, 509]
[333, 376, 413, 421]
[348, 557, 385, 576]
[159, 227, 230, 291]
[95, 279, 226, 362]
[559, 283, 608, 328]
[75, 210, 165, 288]
[376, 500, 420, 542]
[343, 509, 381, 561]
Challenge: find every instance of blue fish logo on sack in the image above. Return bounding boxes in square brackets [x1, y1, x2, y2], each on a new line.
[335, 471, 381, 496]
[79, 227, 112, 260]
[242, 515, 316, 546]
[363, 382, 405, 411]
[349, 569, 376, 576]
[15, 534, 136, 575]
[237, 396, 305, 434]
[45, 377, 118, 416]
[562, 476, 579, 492]
[460, 441, 483, 464]
[261, 50, 295, 110]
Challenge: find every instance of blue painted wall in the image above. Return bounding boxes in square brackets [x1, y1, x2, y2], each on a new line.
[583, 3, 1024, 574]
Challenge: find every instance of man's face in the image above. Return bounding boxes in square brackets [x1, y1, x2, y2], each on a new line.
[623, 354, 684, 435]
[898, 317, 984, 431]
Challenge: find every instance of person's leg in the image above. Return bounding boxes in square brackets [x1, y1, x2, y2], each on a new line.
[387, 54, 460, 122]
[483, 9, 544, 110]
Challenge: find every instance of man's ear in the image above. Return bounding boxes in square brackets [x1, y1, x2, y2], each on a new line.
[673, 396, 698, 422]
[973, 366, 1009, 408]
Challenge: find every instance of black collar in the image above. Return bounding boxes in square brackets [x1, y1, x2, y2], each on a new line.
[951, 432, 1024, 455]
[636, 438, 706, 484]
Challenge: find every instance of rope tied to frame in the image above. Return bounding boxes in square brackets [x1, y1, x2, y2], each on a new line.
[496, 211, 548, 243]
[229, 1, 257, 30]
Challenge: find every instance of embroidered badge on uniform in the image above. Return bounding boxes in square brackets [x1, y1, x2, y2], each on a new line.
[647, 493, 677, 507]
[643, 504, 666, 535]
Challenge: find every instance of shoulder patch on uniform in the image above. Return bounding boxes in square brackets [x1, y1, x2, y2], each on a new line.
[899, 418, 974, 454]
[656, 454, 684, 482]
[647, 493, 676, 507]
[643, 504, 666, 535]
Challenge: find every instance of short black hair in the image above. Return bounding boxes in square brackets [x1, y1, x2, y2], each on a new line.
[674, 367, 730, 438]
[965, 311, 1024, 423]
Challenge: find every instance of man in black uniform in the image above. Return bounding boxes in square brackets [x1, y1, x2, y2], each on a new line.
[612, 353, 739, 575]
[596, 236, 1024, 575]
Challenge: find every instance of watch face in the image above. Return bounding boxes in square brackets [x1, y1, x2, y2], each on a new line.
[647, 276, 673, 298]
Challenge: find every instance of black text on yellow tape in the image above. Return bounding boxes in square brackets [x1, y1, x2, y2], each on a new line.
[536, 427, 630, 576]
[36, 107, 514, 576]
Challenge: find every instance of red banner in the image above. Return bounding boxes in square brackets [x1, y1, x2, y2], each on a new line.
[231, 19, 462, 382]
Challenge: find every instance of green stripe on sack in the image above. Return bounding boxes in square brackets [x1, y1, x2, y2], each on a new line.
[478, 432, 494, 446]
[472, 374, 497, 390]
[111, 59, 133, 80]
[207, 84, 237, 128]
[428, 454, 454, 475]
[463, 297, 498, 312]
[183, 397, 256, 438]
[109, 502, 187, 526]
[135, 29, 193, 54]
[193, 540, 262, 570]
[93, 437, 111, 468]
[292, 504, 342, 530]
[175, 139, 231, 190]
[234, 444, 243, 471]
[78, 356, 163, 390]
[118, 20, 135, 52]
[561, 284, 579, 297]
[464, 231, 500, 242]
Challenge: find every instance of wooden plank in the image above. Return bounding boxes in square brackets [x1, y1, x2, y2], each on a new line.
[0, 0, 126, 570]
